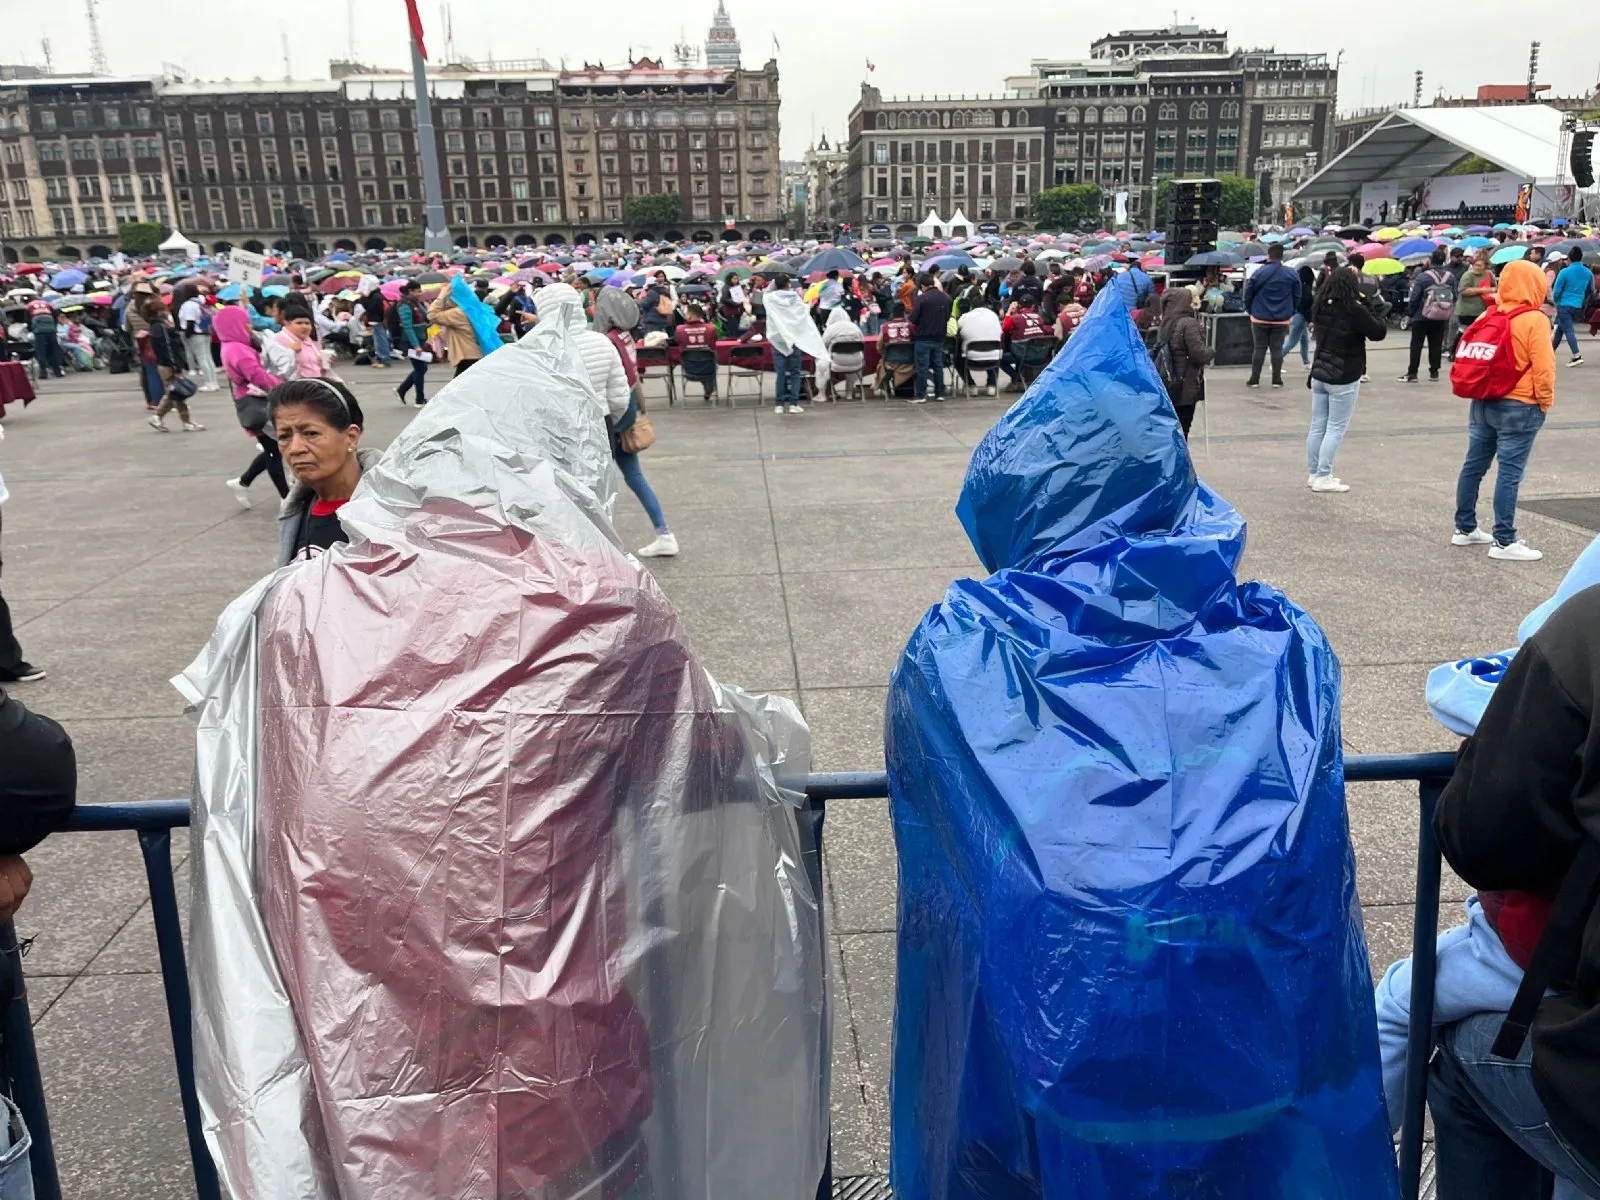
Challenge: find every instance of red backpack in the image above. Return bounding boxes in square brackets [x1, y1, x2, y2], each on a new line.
[1450, 304, 1535, 400]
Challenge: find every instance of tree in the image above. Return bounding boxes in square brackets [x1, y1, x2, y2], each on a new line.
[1031, 184, 1101, 230]
[1217, 175, 1255, 227]
[624, 193, 684, 229]
[118, 220, 166, 254]
[1153, 174, 1256, 229]
[390, 229, 425, 251]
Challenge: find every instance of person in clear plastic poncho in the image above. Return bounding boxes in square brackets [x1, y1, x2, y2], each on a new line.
[177, 299, 828, 1200]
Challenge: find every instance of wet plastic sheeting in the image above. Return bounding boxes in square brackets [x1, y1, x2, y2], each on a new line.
[178, 300, 827, 1199]
[886, 288, 1397, 1199]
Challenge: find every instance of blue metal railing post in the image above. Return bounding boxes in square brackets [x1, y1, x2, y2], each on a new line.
[134, 829, 221, 1200]
[0, 921, 60, 1200]
[1398, 779, 1444, 1200]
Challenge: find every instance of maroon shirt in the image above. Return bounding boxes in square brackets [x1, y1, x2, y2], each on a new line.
[880, 318, 913, 345]
[674, 322, 715, 351]
[1002, 310, 1052, 344]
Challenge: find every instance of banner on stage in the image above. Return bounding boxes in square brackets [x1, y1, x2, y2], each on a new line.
[1420, 171, 1525, 213]
[226, 249, 266, 288]
[1358, 180, 1399, 225]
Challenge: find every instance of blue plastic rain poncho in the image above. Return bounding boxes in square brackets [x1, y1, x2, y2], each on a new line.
[886, 288, 1397, 1199]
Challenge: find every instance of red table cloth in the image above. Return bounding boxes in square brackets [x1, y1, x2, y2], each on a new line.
[655, 337, 881, 373]
[0, 363, 34, 412]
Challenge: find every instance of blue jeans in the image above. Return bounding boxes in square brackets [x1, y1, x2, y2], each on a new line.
[397, 354, 429, 403]
[913, 339, 945, 397]
[372, 323, 393, 364]
[140, 361, 162, 404]
[1286, 312, 1311, 364]
[773, 348, 804, 406]
[1554, 305, 1582, 358]
[1307, 379, 1361, 475]
[0, 1096, 32, 1200]
[1454, 400, 1546, 546]
[1431, 1013, 1600, 1200]
[614, 449, 668, 533]
[861, 312, 881, 336]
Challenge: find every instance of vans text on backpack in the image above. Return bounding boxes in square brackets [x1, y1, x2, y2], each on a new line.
[1450, 305, 1537, 400]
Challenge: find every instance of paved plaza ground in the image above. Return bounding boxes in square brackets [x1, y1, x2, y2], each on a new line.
[6, 332, 1599, 1195]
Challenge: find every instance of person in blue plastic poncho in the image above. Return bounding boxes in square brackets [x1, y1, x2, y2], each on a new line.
[885, 285, 1397, 1200]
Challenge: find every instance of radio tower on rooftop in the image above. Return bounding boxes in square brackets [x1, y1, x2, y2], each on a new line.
[85, 0, 110, 76]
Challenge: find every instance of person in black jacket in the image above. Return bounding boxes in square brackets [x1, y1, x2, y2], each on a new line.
[1401, 246, 1457, 382]
[143, 301, 203, 432]
[0, 688, 76, 924]
[1154, 287, 1212, 439]
[1431, 583, 1600, 1200]
[1304, 267, 1386, 492]
[1285, 265, 1316, 368]
[908, 274, 952, 403]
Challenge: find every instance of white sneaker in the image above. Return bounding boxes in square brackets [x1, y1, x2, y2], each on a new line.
[986, 385, 997, 396]
[1310, 476, 1350, 493]
[636, 532, 680, 558]
[1307, 474, 1319, 489]
[182, 421, 206, 432]
[225, 478, 252, 510]
[148, 415, 168, 432]
[1569, 355, 1584, 367]
[773, 406, 785, 415]
[1488, 539, 1542, 561]
[786, 404, 804, 414]
[200, 383, 220, 392]
[1451, 527, 1494, 546]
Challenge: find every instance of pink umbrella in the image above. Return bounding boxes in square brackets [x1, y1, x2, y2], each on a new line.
[1357, 242, 1392, 259]
[1139, 253, 1165, 268]
[380, 279, 407, 300]
[869, 257, 897, 267]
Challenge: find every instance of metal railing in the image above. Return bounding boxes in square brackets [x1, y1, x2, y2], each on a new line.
[1, 752, 1456, 1200]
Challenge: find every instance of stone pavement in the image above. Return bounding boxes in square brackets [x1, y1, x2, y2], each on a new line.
[5, 332, 1598, 1195]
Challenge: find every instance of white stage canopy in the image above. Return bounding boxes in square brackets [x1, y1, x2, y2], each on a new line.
[1294, 104, 1566, 202]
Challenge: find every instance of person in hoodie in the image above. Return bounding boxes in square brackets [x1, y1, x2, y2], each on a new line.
[262, 300, 330, 382]
[1451, 258, 1556, 562]
[214, 303, 290, 509]
[1418, 581, 1600, 1200]
[1153, 286, 1212, 440]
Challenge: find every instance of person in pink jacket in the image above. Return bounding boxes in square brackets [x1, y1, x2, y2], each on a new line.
[263, 301, 331, 381]
[214, 303, 289, 508]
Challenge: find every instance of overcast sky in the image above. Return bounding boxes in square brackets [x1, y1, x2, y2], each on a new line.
[6, 0, 1598, 159]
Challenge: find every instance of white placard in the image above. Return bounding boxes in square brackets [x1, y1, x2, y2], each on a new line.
[226, 249, 265, 288]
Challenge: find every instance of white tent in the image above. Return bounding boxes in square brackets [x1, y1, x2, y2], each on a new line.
[946, 208, 973, 238]
[158, 229, 201, 259]
[916, 209, 947, 239]
[1294, 104, 1566, 202]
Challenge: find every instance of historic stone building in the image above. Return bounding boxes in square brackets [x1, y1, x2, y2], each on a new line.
[0, 27, 781, 259]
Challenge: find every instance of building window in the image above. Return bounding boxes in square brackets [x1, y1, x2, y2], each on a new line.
[1083, 107, 1098, 125]
[1189, 101, 1209, 120]
[391, 182, 407, 200]
[318, 111, 336, 134]
[479, 156, 496, 175]
[71, 108, 88, 129]
[350, 111, 369, 131]
[442, 109, 462, 129]
[384, 133, 404, 155]
[1185, 151, 1207, 171]
[378, 110, 400, 131]
[476, 130, 495, 152]
[507, 130, 525, 152]
[536, 109, 553, 127]
[38, 110, 56, 132]
[1158, 103, 1177, 121]
[386, 158, 405, 176]
[363, 206, 380, 225]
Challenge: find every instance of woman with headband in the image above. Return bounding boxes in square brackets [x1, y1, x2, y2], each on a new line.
[268, 379, 381, 566]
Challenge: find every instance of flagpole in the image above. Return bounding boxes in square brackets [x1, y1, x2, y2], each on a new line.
[408, 17, 453, 252]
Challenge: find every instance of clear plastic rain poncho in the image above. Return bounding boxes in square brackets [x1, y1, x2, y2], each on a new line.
[885, 288, 1397, 1199]
[176, 298, 828, 1199]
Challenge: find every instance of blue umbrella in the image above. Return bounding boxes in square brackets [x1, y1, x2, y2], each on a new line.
[1489, 244, 1528, 265]
[1460, 236, 1494, 250]
[215, 282, 243, 301]
[1390, 238, 1438, 259]
[50, 268, 87, 289]
[261, 284, 291, 297]
[921, 252, 978, 271]
[799, 247, 868, 274]
[1185, 250, 1244, 267]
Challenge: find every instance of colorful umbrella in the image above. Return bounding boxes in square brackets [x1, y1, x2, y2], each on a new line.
[1356, 242, 1393, 259]
[1489, 244, 1528, 265]
[1371, 227, 1404, 241]
[1362, 259, 1406, 276]
[1390, 238, 1439, 259]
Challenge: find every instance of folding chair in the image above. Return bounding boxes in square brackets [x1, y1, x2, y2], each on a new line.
[878, 341, 915, 399]
[1014, 337, 1057, 386]
[634, 344, 677, 407]
[725, 343, 767, 406]
[678, 347, 719, 404]
[959, 340, 1001, 396]
[825, 340, 866, 401]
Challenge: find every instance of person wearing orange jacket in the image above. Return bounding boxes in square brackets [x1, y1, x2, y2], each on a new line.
[1451, 259, 1557, 562]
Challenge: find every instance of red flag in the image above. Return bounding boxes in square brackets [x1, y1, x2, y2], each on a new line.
[405, 0, 428, 60]
[866, 59, 875, 72]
